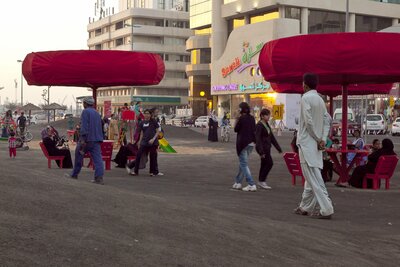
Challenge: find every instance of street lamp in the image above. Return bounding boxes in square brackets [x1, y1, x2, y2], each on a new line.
[124, 23, 141, 51]
[17, 59, 23, 105]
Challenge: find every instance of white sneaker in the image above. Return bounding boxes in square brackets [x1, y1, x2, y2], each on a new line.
[125, 165, 131, 174]
[232, 183, 242, 190]
[151, 172, 164, 176]
[242, 185, 257, 192]
[258, 182, 272, 190]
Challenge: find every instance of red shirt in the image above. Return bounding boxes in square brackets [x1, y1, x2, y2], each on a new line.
[8, 137, 17, 148]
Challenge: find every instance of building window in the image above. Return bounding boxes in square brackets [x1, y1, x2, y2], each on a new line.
[228, 17, 245, 36]
[195, 27, 212, 35]
[250, 10, 279, 24]
[200, 49, 211, 64]
[158, 0, 165, 9]
[191, 50, 197, 64]
[355, 15, 393, 32]
[95, 28, 102, 36]
[308, 10, 346, 34]
[115, 38, 124, 46]
[95, 44, 102, 50]
[115, 21, 124, 30]
[285, 7, 301, 20]
[164, 37, 186, 45]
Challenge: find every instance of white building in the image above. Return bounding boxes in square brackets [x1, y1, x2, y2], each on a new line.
[187, 0, 400, 128]
[87, 0, 192, 115]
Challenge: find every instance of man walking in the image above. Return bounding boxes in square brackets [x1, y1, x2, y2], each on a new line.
[294, 73, 334, 219]
[17, 112, 27, 136]
[68, 97, 104, 184]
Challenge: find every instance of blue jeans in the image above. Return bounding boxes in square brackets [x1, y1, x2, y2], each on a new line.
[72, 141, 104, 178]
[235, 145, 255, 186]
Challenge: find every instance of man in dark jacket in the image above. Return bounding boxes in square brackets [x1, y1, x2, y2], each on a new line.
[233, 102, 257, 192]
[255, 109, 282, 189]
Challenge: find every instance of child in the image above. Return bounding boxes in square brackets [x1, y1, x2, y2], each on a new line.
[8, 131, 17, 158]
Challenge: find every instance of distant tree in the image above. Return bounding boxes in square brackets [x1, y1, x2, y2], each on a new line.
[5, 103, 17, 111]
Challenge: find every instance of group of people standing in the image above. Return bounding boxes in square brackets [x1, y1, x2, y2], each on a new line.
[232, 73, 397, 220]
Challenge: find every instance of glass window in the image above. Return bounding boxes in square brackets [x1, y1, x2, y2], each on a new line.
[95, 28, 102, 36]
[228, 17, 245, 36]
[285, 7, 301, 20]
[250, 11, 279, 24]
[200, 48, 211, 64]
[115, 38, 123, 46]
[308, 10, 346, 34]
[355, 15, 393, 32]
[195, 27, 212, 35]
[115, 21, 124, 30]
[95, 44, 102, 50]
[158, 0, 165, 9]
[191, 50, 198, 64]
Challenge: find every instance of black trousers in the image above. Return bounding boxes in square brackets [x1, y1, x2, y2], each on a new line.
[259, 153, 273, 182]
[133, 145, 159, 174]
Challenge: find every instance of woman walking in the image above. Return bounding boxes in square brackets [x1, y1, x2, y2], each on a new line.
[255, 109, 282, 189]
[208, 110, 218, 142]
[232, 102, 257, 192]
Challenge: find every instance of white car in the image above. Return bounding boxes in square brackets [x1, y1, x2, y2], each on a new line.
[195, 116, 209, 127]
[364, 114, 387, 134]
[391, 117, 400, 136]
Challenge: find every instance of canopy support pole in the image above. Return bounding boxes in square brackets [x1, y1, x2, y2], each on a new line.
[92, 87, 97, 109]
[342, 84, 348, 147]
[329, 96, 334, 117]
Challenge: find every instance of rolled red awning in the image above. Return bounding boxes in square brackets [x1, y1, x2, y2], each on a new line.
[22, 50, 165, 88]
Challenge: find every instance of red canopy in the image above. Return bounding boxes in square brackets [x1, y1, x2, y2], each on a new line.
[258, 32, 400, 174]
[22, 50, 165, 88]
[259, 32, 400, 87]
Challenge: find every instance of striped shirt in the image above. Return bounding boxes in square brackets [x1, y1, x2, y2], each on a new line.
[8, 137, 17, 148]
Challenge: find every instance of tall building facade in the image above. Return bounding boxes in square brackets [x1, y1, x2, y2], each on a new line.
[185, 0, 212, 116]
[195, 0, 400, 128]
[88, 0, 192, 115]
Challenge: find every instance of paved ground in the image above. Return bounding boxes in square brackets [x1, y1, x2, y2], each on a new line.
[1, 121, 400, 266]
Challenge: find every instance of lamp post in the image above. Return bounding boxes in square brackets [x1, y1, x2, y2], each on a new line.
[17, 60, 23, 105]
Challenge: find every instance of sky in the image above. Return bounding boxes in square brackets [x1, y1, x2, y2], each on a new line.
[0, 0, 118, 108]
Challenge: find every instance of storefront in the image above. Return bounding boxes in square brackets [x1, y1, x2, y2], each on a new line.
[211, 18, 301, 129]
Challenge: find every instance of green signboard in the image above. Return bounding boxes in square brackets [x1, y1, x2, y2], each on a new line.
[131, 96, 181, 105]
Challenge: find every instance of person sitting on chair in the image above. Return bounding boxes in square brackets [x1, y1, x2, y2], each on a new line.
[348, 138, 396, 188]
[42, 126, 73, 168]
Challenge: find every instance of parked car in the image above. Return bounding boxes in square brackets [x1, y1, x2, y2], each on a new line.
[171, 116, 186, 126]
[391, 117, 400, 136]
[363, 114, 388, 135]
[62, 113, 73, 120]
[195, 116, 209, 128]
[332, 108, 361, 136]
[27, 115, 38, 125]
[183, 116, 197, 127]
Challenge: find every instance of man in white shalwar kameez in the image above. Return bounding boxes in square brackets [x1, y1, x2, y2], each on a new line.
[295, 73, 334, 219]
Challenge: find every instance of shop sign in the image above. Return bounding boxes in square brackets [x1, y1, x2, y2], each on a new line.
[221, 41, 264, 78]
[272, 105, 284, 120]
[211, 84, 239, 92]
[239, 82, 272, 92]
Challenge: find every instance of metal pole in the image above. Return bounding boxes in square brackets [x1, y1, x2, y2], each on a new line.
[20, 72, 23, 105]
[131, 22, 134, 51]
[345, 0, 349, 32]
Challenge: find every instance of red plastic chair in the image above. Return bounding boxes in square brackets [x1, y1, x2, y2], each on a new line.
[39, 142, 65, 169]
[362, 155, 398, 190]
[283, 152, 305, 186]
[87, 142, 114, 170]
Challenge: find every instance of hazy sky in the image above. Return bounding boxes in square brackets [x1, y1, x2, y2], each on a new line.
[0, 0, 117, 107]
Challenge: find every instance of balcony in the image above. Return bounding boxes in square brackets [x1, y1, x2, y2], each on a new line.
[186, 35, 211, 51]
[185, 64, 211, 77]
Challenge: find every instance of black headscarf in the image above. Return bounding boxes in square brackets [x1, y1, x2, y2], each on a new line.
[381, 138, 394, 153]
